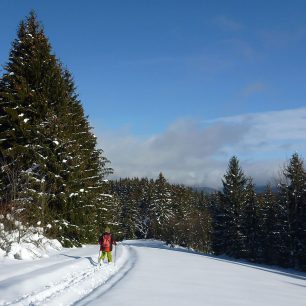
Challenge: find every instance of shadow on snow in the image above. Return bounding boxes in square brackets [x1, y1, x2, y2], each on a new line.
[59, 254, 98, 266]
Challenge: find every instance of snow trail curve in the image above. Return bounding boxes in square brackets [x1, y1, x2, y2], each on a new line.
[86, 240, 306, 306]
[0, 244, 130, 306]
[1, 240, 306, 306]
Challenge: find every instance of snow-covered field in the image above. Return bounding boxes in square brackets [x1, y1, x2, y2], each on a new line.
[0, 240, 305, 306]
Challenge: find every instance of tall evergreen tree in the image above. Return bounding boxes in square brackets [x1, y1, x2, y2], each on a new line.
[189, 191, 212, 252]
[55, 70, 113, 244]
[114, 178, 139, 239]
[170, 184, 193, 246]
[257, 185, 281, 264]
[0, 11, 68, 226]
[272, 185, 290, 267]
[211, 191, 228, 255]
[221, 156, 247, 258]
[0, 12, 112, 245]
[135, 178, 153, 239]
[150, 173, 174, 240]
[282, 153, 306, 269]
[240, 178, 260, 261]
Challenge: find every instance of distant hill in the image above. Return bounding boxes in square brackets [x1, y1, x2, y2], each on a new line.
[191, 185, 278, 194]
[191, 186, 218, 194]
[255, 185, 278, 194]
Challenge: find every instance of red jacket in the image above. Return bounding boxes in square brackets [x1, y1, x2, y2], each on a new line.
[98, 232, 116, 252]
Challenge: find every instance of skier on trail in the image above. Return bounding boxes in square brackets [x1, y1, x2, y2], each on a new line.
[98, 227, 116, 264]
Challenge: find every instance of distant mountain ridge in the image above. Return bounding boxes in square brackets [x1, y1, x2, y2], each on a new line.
[191, 185, 278, 194]
[191, 186, 218, 194]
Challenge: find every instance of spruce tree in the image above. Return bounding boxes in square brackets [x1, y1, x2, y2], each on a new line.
[115, 178, 139, 239]
[240, 178, 260, 261]
[188, 190, 212, 252]
[0, 12, 68, 227]
[221, 156, 247, 258]
[150, 173, 174, 240]
[170, 184, 192, 246]
[257, 185, 280, 264]
[283, 153, 306, 269]
[0, 12, 112, 245]
[211, 191, 228, 255]
[272, 185, 290, 267]
[135, 178, 153, 239]
[56, 70, 113, 244]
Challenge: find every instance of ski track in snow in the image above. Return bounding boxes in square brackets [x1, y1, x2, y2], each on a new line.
[1, 240, 306, 306]
[0, 244, 130, 306]
[74, 246, 137, 306]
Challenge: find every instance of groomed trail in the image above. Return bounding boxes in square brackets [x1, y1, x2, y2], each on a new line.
[0, 244, 130, 306]
[0, 240, 306, 306]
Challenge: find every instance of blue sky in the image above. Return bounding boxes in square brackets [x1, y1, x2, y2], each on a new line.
[1, 1, 306, 187]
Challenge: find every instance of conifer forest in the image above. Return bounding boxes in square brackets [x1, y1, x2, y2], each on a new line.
[1, 13, 306, 271]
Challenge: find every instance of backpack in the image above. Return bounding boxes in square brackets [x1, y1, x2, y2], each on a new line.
[102, 233, 111, 250]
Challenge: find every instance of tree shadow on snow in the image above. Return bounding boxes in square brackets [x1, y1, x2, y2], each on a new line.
[60, 254, 98, 266]
[206, 255, 306, 281]
[286, 281, 306, 288]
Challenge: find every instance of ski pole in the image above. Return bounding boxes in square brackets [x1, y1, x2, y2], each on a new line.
[114, 245, 116, 266]
[97, 249, 101, 264]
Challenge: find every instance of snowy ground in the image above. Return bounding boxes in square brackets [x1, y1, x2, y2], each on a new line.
[0, 240, 305, 306]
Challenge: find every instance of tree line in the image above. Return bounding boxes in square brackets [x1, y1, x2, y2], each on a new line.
[109, 154, 306, 272]
[107, 173, 212, 253]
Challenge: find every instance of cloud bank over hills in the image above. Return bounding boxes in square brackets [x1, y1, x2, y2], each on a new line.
[98, 107, 306, 188]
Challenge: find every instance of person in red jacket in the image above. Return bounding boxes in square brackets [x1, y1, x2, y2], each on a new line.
[98, 227, 116, 264]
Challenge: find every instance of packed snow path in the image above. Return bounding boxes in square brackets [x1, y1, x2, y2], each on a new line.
[0, 240, 306, 305]
[83, 240, 306, 306]
[0, 244, 130, 306]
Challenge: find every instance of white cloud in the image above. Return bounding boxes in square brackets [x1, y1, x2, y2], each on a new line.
[97, 107, 306, 189]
